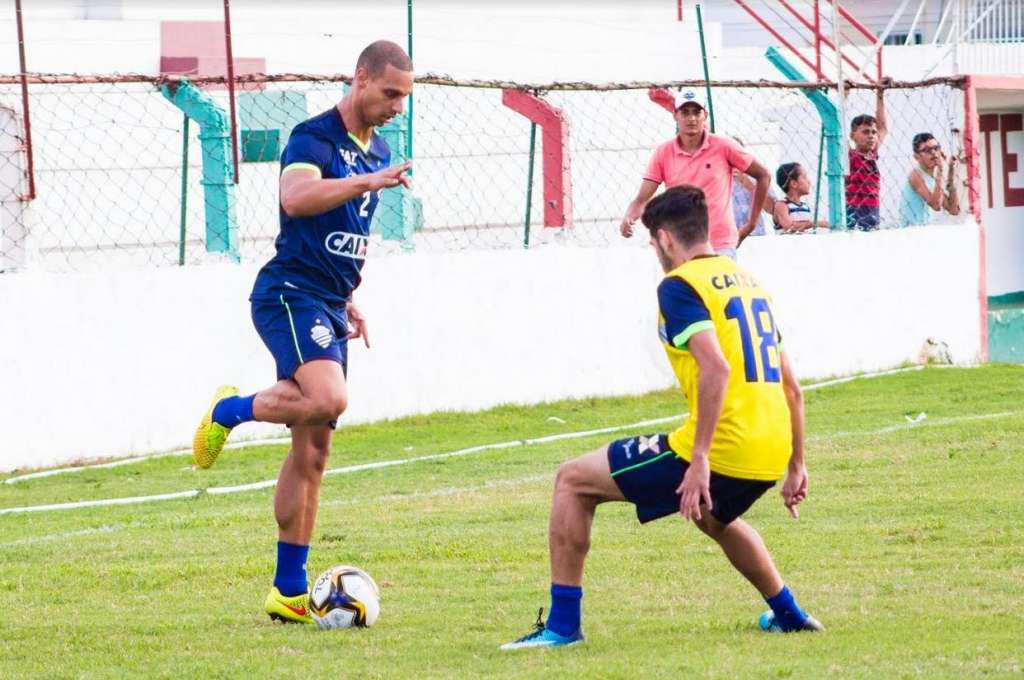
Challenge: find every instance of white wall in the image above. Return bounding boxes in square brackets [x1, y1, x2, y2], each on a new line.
[978, 90, 1024, 297]
[0, 223, 981, 472]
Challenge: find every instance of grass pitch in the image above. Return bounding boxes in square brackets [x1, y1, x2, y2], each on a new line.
[1, 365, 1022, 679]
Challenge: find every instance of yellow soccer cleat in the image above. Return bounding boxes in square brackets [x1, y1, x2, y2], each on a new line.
[192, 385, 238, 469]
[265, 587, 314, 625]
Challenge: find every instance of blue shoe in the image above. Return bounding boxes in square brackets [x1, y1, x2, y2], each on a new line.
[500, 608, 585, 650]
[758, 610, 825, 633]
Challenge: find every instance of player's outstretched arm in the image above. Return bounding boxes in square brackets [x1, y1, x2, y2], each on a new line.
[619, 179, 659, 238]
[780, 351, 807, 518]
[280, 162, 412, 218]
[676, 330, 730, 521]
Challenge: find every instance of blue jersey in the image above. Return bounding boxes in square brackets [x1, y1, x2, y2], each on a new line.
[251, 107, 391, 307]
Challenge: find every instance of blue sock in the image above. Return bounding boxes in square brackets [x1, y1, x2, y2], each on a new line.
[273, 541, 310, 597]
[765, 585, 808, 631]
[547, 583, 583, 636]
[212, 394, 255, 428]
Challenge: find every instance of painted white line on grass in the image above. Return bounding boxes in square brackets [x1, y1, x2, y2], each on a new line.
[2, 367, 996, 516]
[2, 366, 930, 485]
[0, 522, 143, 548]
[0, 490, 200, 515]
[3, 434, 291, 485]
[814, 410, 1023, 440]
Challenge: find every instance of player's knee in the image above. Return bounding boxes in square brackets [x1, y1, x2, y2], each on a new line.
[307, 391, 347, 422]
[554, 459, 586, 495]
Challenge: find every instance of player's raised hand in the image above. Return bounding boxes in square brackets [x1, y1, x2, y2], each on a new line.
[346, 300, 371, 348]
[368, 161, 413, 191]
[781, 464, 808, 519]
[677, 454, 712, 521]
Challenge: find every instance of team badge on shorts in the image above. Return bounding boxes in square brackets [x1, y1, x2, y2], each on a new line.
[310, 320, 333, 349]
[622, 435, 662, 460]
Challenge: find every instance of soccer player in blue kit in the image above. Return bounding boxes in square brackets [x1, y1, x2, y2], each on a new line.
[191, 40, 414, 623]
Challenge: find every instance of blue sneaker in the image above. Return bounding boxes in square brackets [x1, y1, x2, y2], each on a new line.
[758, 610, 825, 633]
[500, 608, 585, 650]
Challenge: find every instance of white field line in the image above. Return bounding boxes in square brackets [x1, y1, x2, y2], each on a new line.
[4, 365, 996, 516]
[0, 476, 550, 550]
[3, 434, 292, 485]
[3, 406, 1018, 517]
[0, 522, 144, 548]
[3, 366, 928, 486]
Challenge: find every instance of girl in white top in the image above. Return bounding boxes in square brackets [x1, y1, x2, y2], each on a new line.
[773, 162, 830, 234]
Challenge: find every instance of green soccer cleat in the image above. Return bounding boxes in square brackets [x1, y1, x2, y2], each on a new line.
[192, 385, 238, 469]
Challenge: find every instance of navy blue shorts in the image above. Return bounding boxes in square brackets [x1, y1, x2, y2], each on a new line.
[251, 292, 349, 382]
[608, 434, 774, 525]
[847, 205, 880, 231]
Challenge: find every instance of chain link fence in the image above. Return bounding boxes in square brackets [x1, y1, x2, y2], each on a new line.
[0, 75, 968, 273]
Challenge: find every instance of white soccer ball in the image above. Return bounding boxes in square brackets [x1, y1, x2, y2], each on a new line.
[309, 565, 381, 630]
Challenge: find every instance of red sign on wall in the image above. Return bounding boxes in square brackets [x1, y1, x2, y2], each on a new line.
[979, 112, 1024, 209]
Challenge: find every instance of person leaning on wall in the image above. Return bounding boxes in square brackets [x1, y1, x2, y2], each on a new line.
[898, 132, 960, 228]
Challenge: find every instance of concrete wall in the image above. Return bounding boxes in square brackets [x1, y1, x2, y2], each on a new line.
[978, 90, 1024, 297]
[0, 223, 981, 472]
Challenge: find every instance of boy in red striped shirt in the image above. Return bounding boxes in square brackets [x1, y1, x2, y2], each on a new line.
[845, 83, 888, 231]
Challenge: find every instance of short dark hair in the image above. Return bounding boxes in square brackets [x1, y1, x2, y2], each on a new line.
[776, 162, 802, 192]
[356, 40, 413, 76]
[851, 114, 877, 132]
[912, 132, 936, 152]
[641, 185, 708, 246]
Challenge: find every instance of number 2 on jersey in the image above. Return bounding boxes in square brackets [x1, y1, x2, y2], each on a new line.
[724, 296, 781, 383]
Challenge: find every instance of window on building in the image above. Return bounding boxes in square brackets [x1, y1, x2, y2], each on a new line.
[884, 32, 923, 45]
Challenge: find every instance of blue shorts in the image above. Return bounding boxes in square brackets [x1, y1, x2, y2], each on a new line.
[608, 434, 774, 525]
[251, 292, 349, 381]
[847, 205, 880, 231]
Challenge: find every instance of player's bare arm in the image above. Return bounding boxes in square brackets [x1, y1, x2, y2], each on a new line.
[619, 179, 659, 237]
[280, 162, 413, 218]
[676, 329, 730, 521]
[738, 160, 771, 244]
[779, 351, 807, 518]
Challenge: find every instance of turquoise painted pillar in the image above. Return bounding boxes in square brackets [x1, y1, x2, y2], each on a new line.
[765, 47, 845, 230]
[161, 79, 240, 261]
[371, 113, 423, 248]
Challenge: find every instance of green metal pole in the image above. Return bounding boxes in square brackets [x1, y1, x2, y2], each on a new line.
[179, 113, 189, 266]
[695, 3, 716, 133]
[406, 0, 413, 165]
[524, 122, 537, 249]
[812, 124, 825, 228]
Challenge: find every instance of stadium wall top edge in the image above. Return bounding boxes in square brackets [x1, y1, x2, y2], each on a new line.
[0, 72, 972, 91]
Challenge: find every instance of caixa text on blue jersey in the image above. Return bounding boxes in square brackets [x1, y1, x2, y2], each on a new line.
[324, 232, 369, 260]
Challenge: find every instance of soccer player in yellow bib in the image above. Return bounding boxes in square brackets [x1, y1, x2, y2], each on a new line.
[502, 185, 822, 650]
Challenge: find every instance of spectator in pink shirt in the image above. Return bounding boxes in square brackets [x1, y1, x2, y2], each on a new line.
[620, 88, 771, 259]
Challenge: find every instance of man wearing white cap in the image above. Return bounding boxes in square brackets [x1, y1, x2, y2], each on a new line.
[620, 87, 771, 259]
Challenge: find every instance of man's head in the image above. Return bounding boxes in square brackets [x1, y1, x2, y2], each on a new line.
[352, 40, 414, 127]
[673, 88, 708, 138]
[850, 114, 879, 152]
[912, 132, 943, 168]
[776, 162, 809, 195]
[641, 185, 710, 272]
